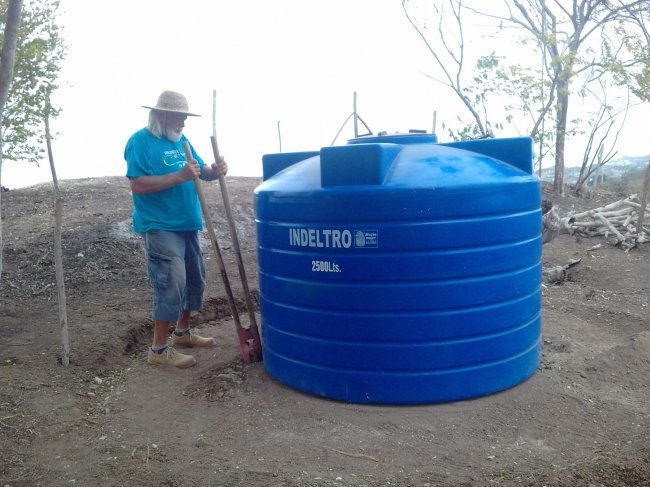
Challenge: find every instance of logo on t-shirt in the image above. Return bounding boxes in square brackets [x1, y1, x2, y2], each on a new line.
[162, 150, 185, 167]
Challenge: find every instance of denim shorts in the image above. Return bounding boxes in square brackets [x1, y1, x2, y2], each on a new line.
[143, 230, 206, 322]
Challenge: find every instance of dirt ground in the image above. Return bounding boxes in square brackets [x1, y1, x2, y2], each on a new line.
[0, 175, 649, 487]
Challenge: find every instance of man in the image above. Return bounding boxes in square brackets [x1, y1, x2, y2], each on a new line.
[124, 90, 228, 368]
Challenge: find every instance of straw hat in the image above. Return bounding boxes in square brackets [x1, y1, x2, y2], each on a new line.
[142, 90, 200, 117]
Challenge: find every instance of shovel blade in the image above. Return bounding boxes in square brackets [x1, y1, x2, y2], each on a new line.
[237, 326, 263, 363]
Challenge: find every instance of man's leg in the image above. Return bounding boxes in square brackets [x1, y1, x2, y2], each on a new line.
[172, 232, 215, 348]
[174, 309, 192, 333]
[152, 320, 170, 348]
[143, 231, 197, 367]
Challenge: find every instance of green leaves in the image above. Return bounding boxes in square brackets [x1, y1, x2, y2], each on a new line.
[0, 0, 66, 163]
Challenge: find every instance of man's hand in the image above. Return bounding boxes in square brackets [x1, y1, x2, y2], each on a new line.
[180, 159, 201, 182]
[211, 156, 228, 178]
[130, 159, 200, 195]
[200, 156, 228, 181]
[129, 151, 203, 195]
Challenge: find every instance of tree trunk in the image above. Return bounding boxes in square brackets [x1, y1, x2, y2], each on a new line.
[637, 163, 650, 234]
[0, 0, 25, 279]
[54, 197, 70, 366]
[553, 78, 569, 195]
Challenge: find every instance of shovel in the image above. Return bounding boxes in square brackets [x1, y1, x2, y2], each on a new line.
[182, 141, 262, 363]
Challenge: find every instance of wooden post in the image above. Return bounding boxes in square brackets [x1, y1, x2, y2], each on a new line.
[636, 162, 650, 235]
[45, 94, 70, 367]
[353, 91, 359, 138]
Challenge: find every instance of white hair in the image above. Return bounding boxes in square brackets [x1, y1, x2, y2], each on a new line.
[147, 110, 166, 138]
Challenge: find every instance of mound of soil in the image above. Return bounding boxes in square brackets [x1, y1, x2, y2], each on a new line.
[1, 176, 649, 486]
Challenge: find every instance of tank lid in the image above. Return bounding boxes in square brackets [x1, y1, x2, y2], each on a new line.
[348, 132, 438, 145]
[321, 143, 402, 187]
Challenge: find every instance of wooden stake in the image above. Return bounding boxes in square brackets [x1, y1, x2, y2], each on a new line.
[46, 96, 70, 367]
[636, 162, 650, 235]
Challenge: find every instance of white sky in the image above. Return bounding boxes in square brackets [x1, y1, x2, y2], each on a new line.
[2, 0, 648, 189]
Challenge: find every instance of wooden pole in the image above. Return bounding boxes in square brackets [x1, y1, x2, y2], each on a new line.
[182, 141, 241, 329]
[45, 96, 70, 367]
[353, 91, 358, 138]
[54, 197, 69, 366]
[210, 135, 259, 332]
[636, 162, 650, 235]
[210, 91, 258, 331]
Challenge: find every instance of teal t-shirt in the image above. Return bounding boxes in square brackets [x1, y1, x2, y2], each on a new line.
[124, 128, 206, 233]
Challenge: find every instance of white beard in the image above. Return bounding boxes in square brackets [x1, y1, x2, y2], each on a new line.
[165, 128, 183, 143]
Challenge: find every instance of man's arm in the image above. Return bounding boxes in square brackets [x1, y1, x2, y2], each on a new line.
[130, 161, 200, 194]
[199, 157, 229, 182]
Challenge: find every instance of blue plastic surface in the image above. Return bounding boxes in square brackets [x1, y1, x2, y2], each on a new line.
[348, 133, 439, 145]
[255, 134, 542, 404]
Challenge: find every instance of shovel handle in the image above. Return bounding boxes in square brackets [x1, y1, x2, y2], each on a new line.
[210, 89, 262, 362]
[210, 136, 259, 330]
[182, 141, 241, 329]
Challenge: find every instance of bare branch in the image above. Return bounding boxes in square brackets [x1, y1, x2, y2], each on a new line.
[402, 0, 489, 136]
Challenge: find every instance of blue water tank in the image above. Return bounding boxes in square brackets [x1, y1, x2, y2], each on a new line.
[254, 134, 542, 404]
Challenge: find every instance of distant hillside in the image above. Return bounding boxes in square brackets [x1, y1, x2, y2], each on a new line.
[541, 154, 650, 184]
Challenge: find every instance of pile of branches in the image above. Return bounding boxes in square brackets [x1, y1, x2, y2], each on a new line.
[559, 195, 649, 251]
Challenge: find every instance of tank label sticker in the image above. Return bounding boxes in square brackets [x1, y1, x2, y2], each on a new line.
[288, 228, 378, 249]
[354, 230, 378, 248]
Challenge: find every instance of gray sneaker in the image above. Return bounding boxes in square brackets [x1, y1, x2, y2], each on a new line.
[147, 347, 196, 368]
